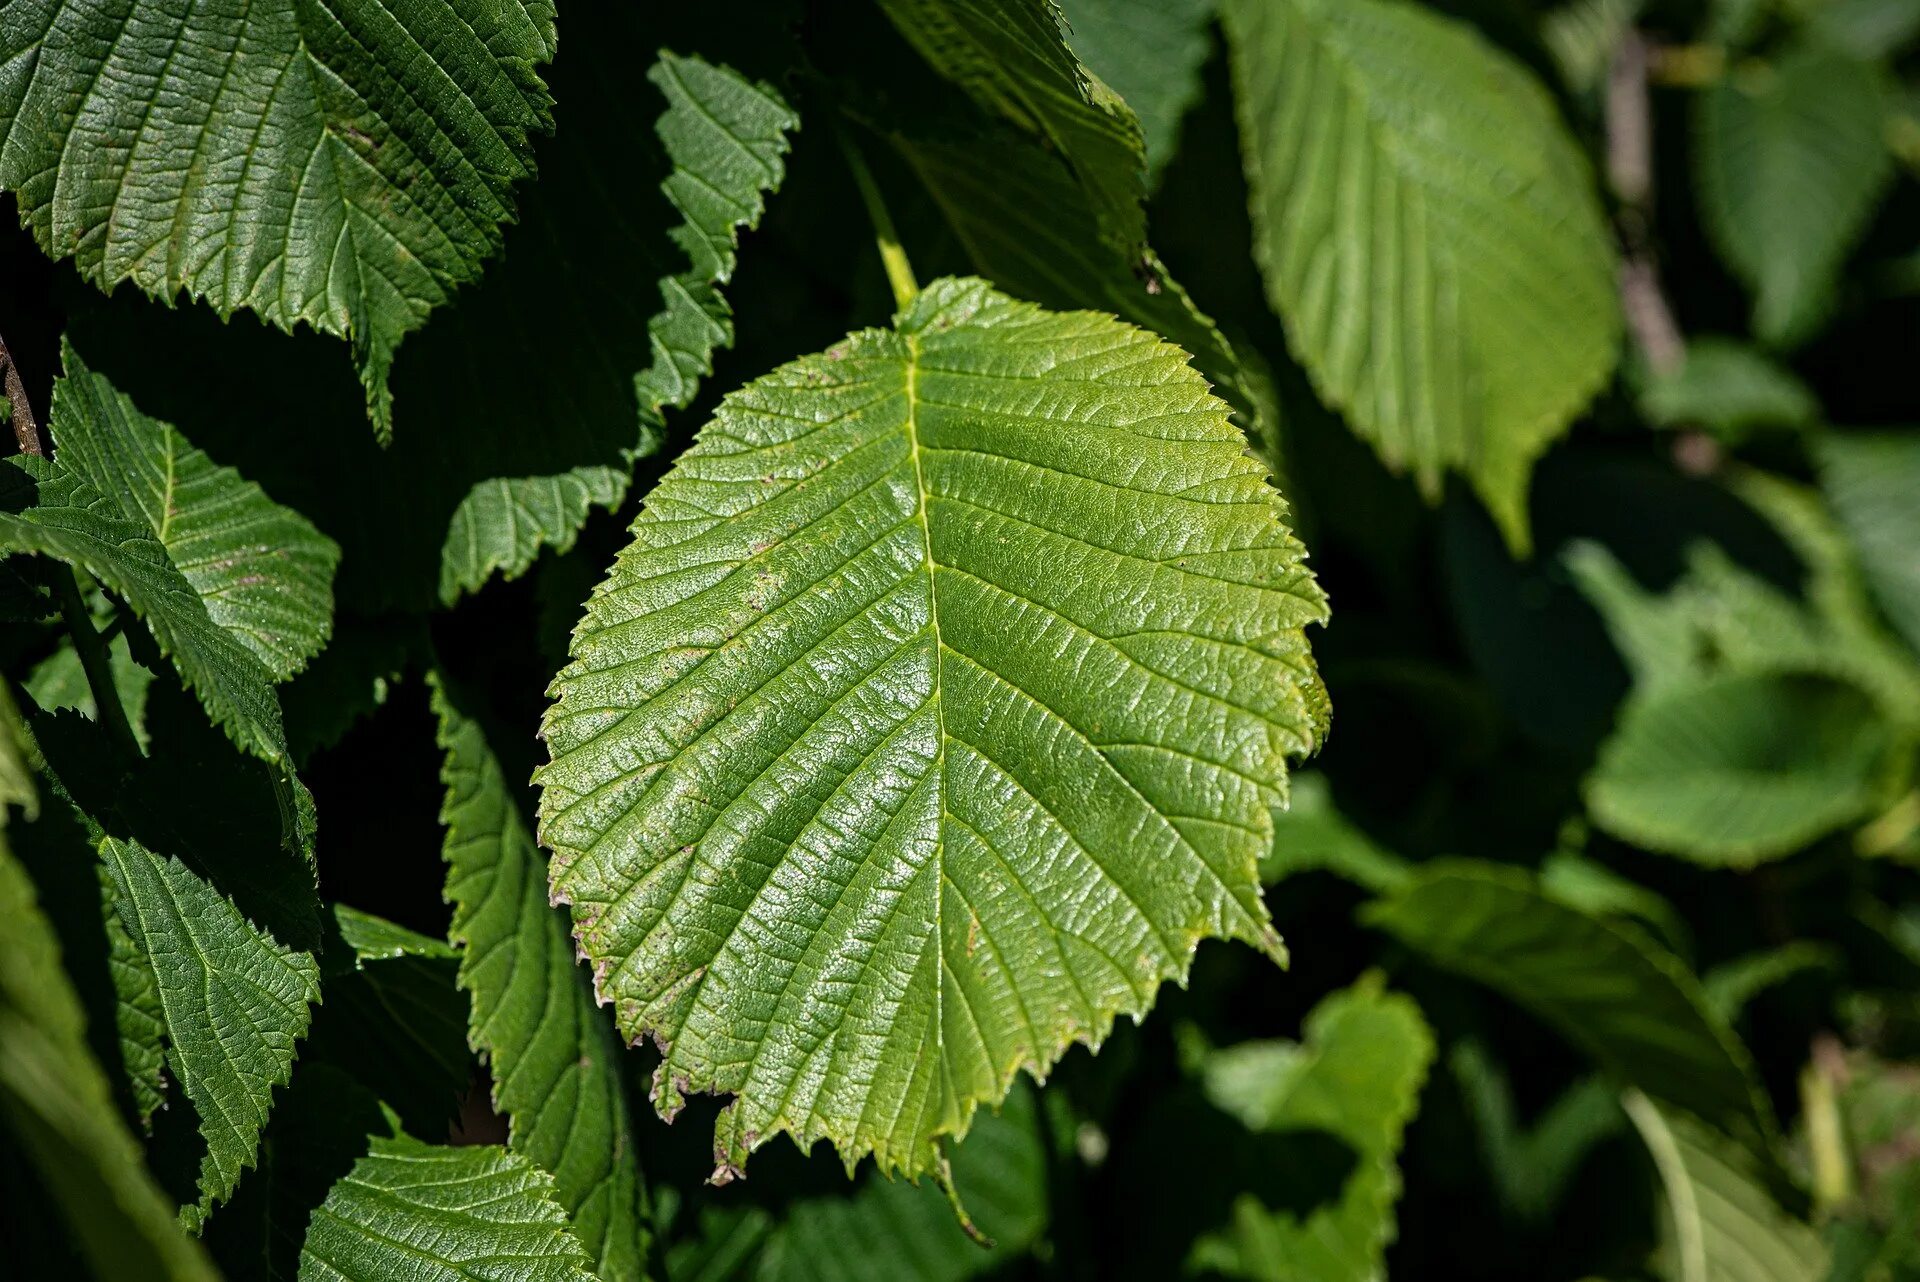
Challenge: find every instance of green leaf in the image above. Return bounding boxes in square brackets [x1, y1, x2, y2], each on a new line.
[1624, 1092, 1829, 1282]
[1805, 0, 1920, 63]
[875, 0, 1148, 256]
[0, 0, 556, 435]
[297, 1134, 596, 1282]
[1450, 1041, 1623, 1224]
[1190, 977, 1435, 1282]
[1586, 672, 1893, 866]
[887, 123, 1271, 449]
[99, 835, 320, 1229]
[48, 344, 339, 680]
[102, 866, 169, 1127]
[1539, 849, 1692, 957]
[433, 675, 651, 1282]
[1364, 861, 1776, 1154]
[1222, 0, 1621, 550]
[1696, 43, 1893, 348]
[754, 1083, 1049, 1282]
[411, 43, 798, 602]
[539, 276, 1328, 1181]
[1056, 0, 1216, 178]
[1261, 770, 1411, 892]
[1816, 432, 1920, 656]
[0, 456, 293, 774]
[1701, 943, 1839, 1022]
[25, 590, 156, 751]
[0, 829, 220, 1282]
[1640, 338, 1820, 440]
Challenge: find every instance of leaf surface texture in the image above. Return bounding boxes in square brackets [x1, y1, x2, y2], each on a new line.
[540, 277, 1327, 1179]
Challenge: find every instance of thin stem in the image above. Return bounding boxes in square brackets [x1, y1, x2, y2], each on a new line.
[0, 329, 45, 457]
[1607, 31, 1686, 380]
[837, 129, 919, 310]
[931, 1136, 994, 1249]
[55, 569, 140, 757]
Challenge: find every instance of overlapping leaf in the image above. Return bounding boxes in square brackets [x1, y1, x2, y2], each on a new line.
[1222, 0, 1621, 549]
[1057, 0, 1216, 177]
[99, 835, 319, 1230]
[1190, 978, 1434, 1282]
[1640, 339, 1819, 439]
[1696, 41, 1893, 347]
[1261, 771, 1410, 891]
[1451, 1042, 1622, 1224]
[1365, 861, 1776, 1154]
[540, 277, 1328, 1180]
[48, 346, 338, 679]
[1816, 432, 1920, 655]
[755, 1084, 1049, 1282]
[0, 0, 558, 434]
[297, 1135, 595, 1282]
[1587, 673, 1892, 866]
[1624, 1092, 1828, 1282]
[876, 0, 1148, 255]
[400, 38, 798, 602]
[0, 352, 327, 806]
[0, 830, 220, 1282]
[433, 677, 650, 1282]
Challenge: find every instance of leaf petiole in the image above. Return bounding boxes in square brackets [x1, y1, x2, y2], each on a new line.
[54, 568, 140, 758]
[837, 129, 919, 310]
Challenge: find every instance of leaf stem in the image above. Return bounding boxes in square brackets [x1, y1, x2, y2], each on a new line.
[0, 330, 45, 457]
[931, 1136, 994, 1250]
[837, 129, 919, 310]
[54, 568, 140, 757]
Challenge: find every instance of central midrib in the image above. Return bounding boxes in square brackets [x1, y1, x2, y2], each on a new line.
[901, 327, 956, 1120]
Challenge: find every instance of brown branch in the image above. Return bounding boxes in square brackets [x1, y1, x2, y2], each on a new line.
[1607, 31, 1686, 380]
[0, 328, 44, 457]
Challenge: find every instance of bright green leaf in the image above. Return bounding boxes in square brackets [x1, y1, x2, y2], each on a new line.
[1191, 977, 1434, 1282]
[1223, 0, 1621, 549]
[1696, 43, 1893, 348]
[1586, 673, 1892, 866]
[0, 830, 220, 1282]
[0, 0, 557, 435]
[102, 867, 168, 1127]
[540, 276, 1328, 1181]
[297, 1134, 596, 1282]
[1365, 861, 1776, 1154]
[433, 675, 651, 1282]
[99, 835, 320, 1229]
[1624, 1091, 1828, 1282]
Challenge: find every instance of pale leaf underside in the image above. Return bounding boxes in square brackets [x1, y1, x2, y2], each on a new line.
[540, 278, 1327, 1180]
[1223, 0, 1620, 548]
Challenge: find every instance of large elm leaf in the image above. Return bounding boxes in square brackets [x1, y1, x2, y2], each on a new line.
[1190, 978, 1434, 1282]
[0, 0, 556, 436]
[1365, 861, 1776, 1155]
[49, 344, 338, 680]
[875, 0, 1148, 256]
[1222, 0, 1621, 550]
[1696, 42, 1893, 349]
[539, 277, 1328, 1181]
[297, 1135, 595, 1282]
[432, 675, 650, 1282]
[1816, 432, 1920, 656]
[1623, 1093, 1828, 1282]
[1586, 673, 1894, 866]
[98, 835, 320, 1230]
[0, 829, 220, 1282]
